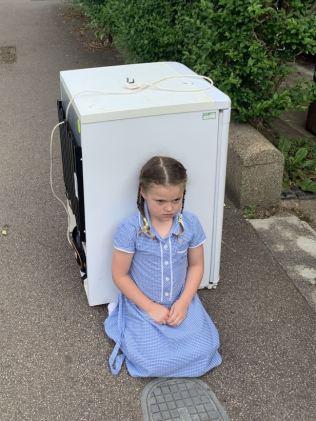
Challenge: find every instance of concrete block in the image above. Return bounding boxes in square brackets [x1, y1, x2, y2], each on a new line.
[249, 215, 316, 311]
[226, 123, 284, 208]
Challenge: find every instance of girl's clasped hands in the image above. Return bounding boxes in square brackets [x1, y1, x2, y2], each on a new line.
[147, 299, 189, 327]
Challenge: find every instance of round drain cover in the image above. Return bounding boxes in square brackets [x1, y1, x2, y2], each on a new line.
[141, 378, 229, 421]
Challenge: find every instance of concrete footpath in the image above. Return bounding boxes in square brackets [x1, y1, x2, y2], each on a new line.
[0, 1, 315, 420]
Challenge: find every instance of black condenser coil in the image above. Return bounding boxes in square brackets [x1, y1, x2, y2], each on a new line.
[57, 100, 86, 243]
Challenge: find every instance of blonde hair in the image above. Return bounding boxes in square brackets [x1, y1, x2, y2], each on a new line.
[137, 156, 187, 239]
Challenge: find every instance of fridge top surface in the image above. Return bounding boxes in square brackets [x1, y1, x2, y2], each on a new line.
[60, 61, 231, 123]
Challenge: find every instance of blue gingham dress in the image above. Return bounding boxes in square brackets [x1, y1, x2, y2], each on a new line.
[104, 203, 222, 377]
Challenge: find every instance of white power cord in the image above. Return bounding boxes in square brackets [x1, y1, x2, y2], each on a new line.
[65, 74, 214, 120]
[146, 74, 214, 92]
[50, 73, 214, 245]
[50, 120, 72, 245]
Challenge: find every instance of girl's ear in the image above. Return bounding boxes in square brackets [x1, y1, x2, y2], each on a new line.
[140, 187, 146, 200]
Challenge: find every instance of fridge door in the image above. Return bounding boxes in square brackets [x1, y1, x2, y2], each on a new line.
[81, 109, 223, 306]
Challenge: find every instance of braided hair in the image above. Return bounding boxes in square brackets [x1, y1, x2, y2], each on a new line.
[137, 156, 187, 239]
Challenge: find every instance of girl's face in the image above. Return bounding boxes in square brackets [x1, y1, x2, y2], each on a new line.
[141, 184, 185, 223]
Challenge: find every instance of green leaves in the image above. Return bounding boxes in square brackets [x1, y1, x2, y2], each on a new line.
[278, 136, 316, 193]
[297, 179, 316, 193]
[77, 0, 316, 123]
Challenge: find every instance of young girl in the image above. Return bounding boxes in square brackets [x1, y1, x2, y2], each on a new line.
[104, 156, 221, 377]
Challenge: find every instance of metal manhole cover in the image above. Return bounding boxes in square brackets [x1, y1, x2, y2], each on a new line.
[141, 378, 229, 421]
[0, 46, 16, 64]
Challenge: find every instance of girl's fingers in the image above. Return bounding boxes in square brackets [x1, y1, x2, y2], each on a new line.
[167, 308, 186, 323]
[168, 312, 182, 324]
[167, 314, 177, 324]
[168, 316, 183, 326]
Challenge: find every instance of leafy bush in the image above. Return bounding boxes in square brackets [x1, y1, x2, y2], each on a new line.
[74, 0, 316, 123]
[278, 136, 316, 192]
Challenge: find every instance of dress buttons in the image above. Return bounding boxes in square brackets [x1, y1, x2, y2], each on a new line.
[164, 244, 168, 250]
[165, 292, 169, 297]
[165, 277, 170, 281]
[164, 260, 169, 266]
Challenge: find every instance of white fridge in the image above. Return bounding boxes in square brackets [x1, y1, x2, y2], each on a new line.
[58, 61, 231, 306]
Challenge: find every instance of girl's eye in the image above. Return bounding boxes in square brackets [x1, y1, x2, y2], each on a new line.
[156, 198, 181, 204]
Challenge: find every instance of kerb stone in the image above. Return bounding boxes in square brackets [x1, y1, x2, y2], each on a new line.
[226, 123, 284, 208]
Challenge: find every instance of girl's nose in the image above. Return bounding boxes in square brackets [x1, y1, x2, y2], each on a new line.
[165, 203, 173, 212]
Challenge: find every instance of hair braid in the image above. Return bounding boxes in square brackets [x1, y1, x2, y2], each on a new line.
[177, 189, 186, 237]
[137, 185, 155, 239]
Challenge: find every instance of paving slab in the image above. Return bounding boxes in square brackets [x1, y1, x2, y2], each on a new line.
[280, 199, 316, 231]
[248, 216, 316, 312]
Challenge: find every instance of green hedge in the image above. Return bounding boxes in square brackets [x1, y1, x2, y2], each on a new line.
[75, 0, 316, 123]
